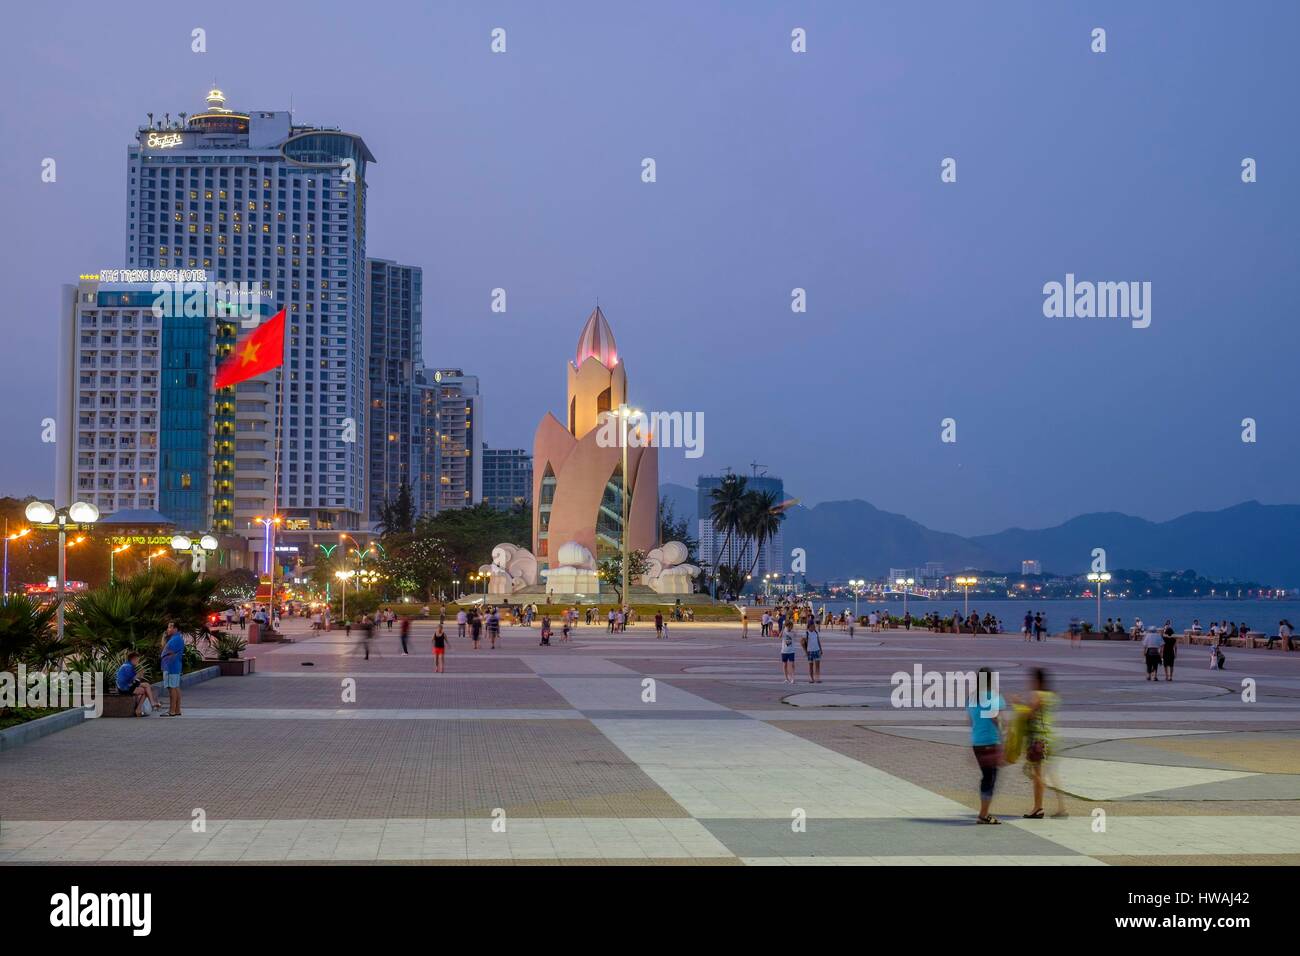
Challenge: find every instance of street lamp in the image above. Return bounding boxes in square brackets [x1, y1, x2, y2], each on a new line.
[335, 569, 355, 618]
[894, 577, 915, 617]
[452, 578, 460, 601]
[1086, 571, 1112, 631]
[849, 579, 864, 621]
[110, 543, 131, 585]
[3, 525, 32, 604]
[24, 499, 99, 641]
[617, 404, 642, 604]
[146, 547, 168, 570]
[955, 576, 977, 618]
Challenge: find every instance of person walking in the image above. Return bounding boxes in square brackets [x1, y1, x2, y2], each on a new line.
[1142, 627, 1163, 681]
[780, 626, 797, 684]
[399, 613, 411, 655]
[488, 608, 501, 649]
[968, 667, 1006, 824]
[238, 607, 247, 631]
[361, 614, 376, 660]
[1161, 621, 1177, 681]
[432, 623, 449, 673]
[1021, 668, 1066, 819]
[804, 619, 823, 684]
[1022, 612, 1033, 642]
[470, 611, 482, 650]
[740, 605, 749, 639]
[654, 611, 664, 640]
[159, 621, 186, 717]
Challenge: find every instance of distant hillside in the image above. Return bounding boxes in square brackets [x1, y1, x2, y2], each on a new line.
[659, 483, 698, 527]
[664, 485, 1300, 586]
[970, 500, 1300, 585]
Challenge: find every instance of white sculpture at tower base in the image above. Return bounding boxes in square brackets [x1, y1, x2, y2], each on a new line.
[640, 541, 700, 595]
[478, 544, 539, 596]
[540, 541, 600, 594]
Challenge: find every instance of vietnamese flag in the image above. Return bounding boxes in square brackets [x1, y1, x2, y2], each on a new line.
[215, 308, 286, 389]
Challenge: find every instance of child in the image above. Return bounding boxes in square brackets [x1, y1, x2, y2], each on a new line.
[539, 615, 552, 646]
[1212, 644, 1226, 670]
[432, 624, 448, 673]
[780, 628, 797, 683]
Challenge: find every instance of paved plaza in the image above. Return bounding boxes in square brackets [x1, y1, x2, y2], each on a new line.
[3, 618, 1299, 865]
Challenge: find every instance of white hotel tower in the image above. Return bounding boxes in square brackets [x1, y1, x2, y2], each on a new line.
[124, 89, 375, 560]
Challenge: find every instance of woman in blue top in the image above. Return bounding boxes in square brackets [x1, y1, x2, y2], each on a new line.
[967, 667, 1006, 824]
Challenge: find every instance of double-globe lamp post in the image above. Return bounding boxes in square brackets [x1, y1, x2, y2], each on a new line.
[24, 500, 100, 642]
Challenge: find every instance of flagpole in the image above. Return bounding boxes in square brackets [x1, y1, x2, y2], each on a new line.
[268, 321, 288, 628]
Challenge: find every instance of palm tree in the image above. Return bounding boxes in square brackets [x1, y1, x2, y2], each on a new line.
[0, 593, 57, 676]
[741, 489, 785, 581]
[708, 475, 748, 598]
[64, 567, 221, 670]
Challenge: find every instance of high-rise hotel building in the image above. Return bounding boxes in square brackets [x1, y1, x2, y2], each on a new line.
[124, 89, 375, 559]
[416, 369, 482, 514]
[55, 277, 256, 534]
[366, 258, 423, 521]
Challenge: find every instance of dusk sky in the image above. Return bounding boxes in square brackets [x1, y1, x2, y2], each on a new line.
[1, 0, 1296, 535]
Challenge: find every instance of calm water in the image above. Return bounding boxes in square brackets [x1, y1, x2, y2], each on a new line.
[779, 598, 1297, 632]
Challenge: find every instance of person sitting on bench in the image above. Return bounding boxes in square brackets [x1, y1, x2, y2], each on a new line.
[115, 651, 158, 717]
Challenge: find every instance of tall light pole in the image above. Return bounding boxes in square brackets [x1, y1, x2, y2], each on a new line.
[4, 524, 32, 604]
[618, 404, 642, 604]
[24, 500, 99, 642]
[110, 543, 131, 585]
[894, 577, 915, 618]
[146, 547, 168, 570]
[955, 576, 977, 618]
[1086, 571, 1111, 631]
[335, 569, 355, 618]
[849, 579, 864, 621]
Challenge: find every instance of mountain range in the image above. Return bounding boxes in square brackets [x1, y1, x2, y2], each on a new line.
[659, 484, 1300, 586]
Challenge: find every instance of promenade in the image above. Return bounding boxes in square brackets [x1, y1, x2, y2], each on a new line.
[2, 618, 1299, 865]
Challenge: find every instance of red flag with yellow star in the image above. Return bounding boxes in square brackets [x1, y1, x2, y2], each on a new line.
[214, 308, 285, 389]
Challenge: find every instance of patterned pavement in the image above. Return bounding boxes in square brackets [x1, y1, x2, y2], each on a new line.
[2, 617, 1299, 864]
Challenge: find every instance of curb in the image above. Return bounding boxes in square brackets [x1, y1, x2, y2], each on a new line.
[0, 708, 86, 752]
[0, 666, 221, 752]
[150, 665, 221, 695]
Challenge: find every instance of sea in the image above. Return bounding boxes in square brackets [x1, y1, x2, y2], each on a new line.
[789, 598, 1298, 632]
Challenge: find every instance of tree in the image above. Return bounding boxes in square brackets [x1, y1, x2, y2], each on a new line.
[708, 475, 748, 598]
[413, 502, 530, 582]
[64, 567, 222, 673]
[213, 568, 258, 604]
[378, 534, 451, 601]
[658, 498, 698, 565]
[377, 481, 416, 537]
[597, 550, 649, 604]
[0, 593, 58, 680]
[741, 489, 785, 579]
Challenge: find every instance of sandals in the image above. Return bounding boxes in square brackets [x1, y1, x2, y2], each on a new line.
[977, 815, 1001, 825]
[1023, 809, 1045, 819]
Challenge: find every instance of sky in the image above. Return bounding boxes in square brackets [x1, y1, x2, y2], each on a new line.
[0, 0, 1296, 536]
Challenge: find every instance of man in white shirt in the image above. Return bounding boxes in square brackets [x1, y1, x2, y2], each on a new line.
[457, 608, 467, 639]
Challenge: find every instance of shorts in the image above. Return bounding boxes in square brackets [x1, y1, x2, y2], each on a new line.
[434, 647, 445, 656]
[806, 650, 822, 662]
[780, 652, 795, 662]
[163, 673, 182, 689]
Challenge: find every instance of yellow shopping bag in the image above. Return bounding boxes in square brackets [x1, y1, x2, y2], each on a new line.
[1002, 705, 1031, 764]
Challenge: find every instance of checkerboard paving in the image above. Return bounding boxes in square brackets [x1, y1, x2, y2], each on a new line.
[3, 618, 1298, 864]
